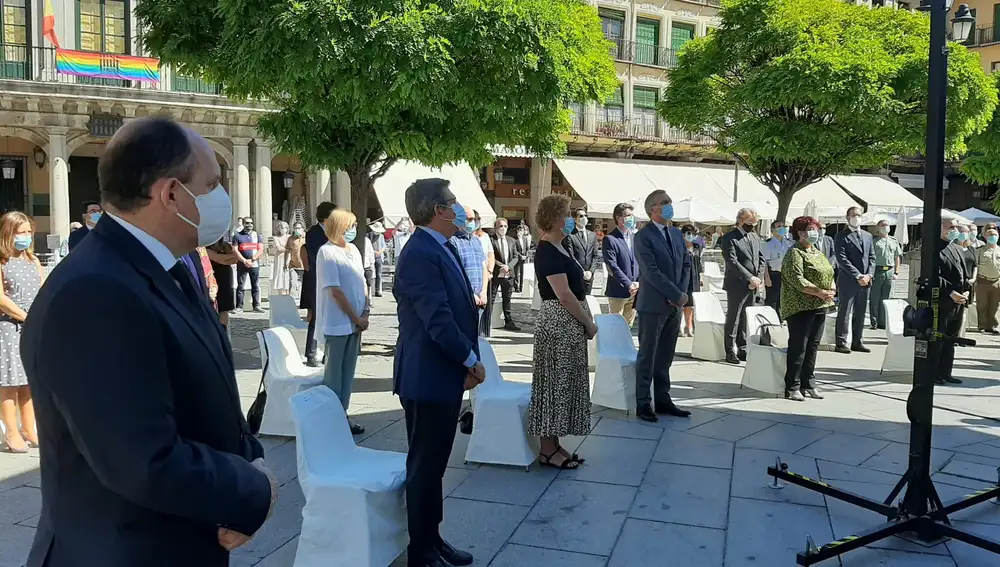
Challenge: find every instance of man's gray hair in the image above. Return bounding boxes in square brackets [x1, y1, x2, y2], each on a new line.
[644, 190, 668, 218]
[405, 178, 456, 226]
[736, 207, 756, 222]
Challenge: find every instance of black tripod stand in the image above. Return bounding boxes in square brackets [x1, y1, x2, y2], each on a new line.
[764, 1, 1000, 563]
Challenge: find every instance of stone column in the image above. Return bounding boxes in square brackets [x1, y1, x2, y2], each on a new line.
[528, 157, 552, 238]
[334, 170, 352, 210]
[233, 138, 252, 222]
[255, 141, 273, 239]
[48, 128, 70, 243]
[308, 169, 332, 223]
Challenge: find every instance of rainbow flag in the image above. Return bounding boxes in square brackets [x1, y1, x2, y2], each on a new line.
[55, 49, 160, 84]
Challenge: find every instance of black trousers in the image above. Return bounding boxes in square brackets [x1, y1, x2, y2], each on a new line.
[765, 270, 782, 320]
[235, 264, 260, 309]
[374, 256, 383, 295]
[635, 308, 681, 408]
[939, 304, 963, 380]
[784, 309, 826, 393]
[513, 261, 524, 292]
[836, 279, 870, 347]
[490, 277, 514, 324]
[402, 398, 461, 562]
[724, 287, 755, 356]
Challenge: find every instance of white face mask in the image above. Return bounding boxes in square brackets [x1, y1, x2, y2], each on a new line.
[847, 216, 860, 228]
[176, 182, 233, 247]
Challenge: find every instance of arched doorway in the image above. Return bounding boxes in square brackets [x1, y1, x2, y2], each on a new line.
[0, 129, 49, 217]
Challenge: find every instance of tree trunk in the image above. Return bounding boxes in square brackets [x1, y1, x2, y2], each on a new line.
[347, 165, 371, 259]
[775, 188, 793, 225]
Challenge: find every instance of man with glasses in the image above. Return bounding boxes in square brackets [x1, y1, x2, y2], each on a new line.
[490, 218, 521, 331]
[67, 201, 104, 252]
[834, 206, 875, 354]
[563, 207, 599, 295]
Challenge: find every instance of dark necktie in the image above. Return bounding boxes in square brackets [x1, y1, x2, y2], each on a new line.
[169, 261, 203, 308]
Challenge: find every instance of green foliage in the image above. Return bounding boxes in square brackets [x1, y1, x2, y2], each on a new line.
[661, 0, 996, 221]
[961, 74, 1000, 212]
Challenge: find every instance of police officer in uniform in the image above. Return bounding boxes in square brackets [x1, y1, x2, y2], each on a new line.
[763, 219, 794, 319]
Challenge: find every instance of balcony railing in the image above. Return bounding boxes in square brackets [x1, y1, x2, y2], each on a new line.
[968, 26, 1000, 47]
[607, 39, 679, 69]
[568, 111, 716, 146]
[0, 44, 223, 95]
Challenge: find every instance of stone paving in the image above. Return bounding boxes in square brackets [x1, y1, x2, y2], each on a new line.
[2, 275, 1000, 567]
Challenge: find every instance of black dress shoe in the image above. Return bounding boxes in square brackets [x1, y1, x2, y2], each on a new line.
[305, 358, 321, 368]
[655, 402, 691, 418]
[349, 422, 365, 435]
[724, 353, 740, 364]
[737, 350, 747, 362]
[504, 322, 522, 332]
[942, 376, 963, 384]
[435, 539, 473, 566]
[636, 404, 658, 423]
[835, 345, 852, 354]
[408, 555, 447, 567]
[851, 344, 871, 353]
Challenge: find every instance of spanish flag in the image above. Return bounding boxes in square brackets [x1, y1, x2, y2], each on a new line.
[43, 0, 60, 48]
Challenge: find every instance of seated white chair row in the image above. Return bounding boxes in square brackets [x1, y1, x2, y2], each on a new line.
[256, 326, 324, 437]
[591, 313, 638, 412]
[703, 261, 725, 295]
[691, 291, 727, 362]
[465, 339, 538, 469]
[740, 306, 786, 395]
[290, 386, 407, 567]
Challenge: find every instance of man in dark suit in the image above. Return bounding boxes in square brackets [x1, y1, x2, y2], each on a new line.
[633, 190, 692, 423]
[720, 208, 766, 364]
[513, 223, 530, 292]
[564, 207, 599, 294]
[835, 206, 876, 353]
[393, 178, 485, 567]
[300, 201, 336, 366]
[603, 202, 640, 326]
[66, 200, 103, 252]
[936, 218, 968, 385]
[490, 217, 521, 331]
[20, 117, 276, 567]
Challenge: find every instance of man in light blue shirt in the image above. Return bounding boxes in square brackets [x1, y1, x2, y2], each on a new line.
[764, 219, 794, 319]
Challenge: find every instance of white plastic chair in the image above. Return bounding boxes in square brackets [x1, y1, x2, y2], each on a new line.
[465, 339, 539, 469]
[531, 277, 542, 311]
[591, 314, 638, 412]
[520, 262, 535, 299]
[586, 295, 602, 370]
[290, 386, 407, 567]
[740, 306, 786, 395]
[691, 292, 727, 361]
[257, 327, 324, 437]
[881, 299, 914, 374]
[268, 294, 313, 356]
[703, 261, 725, 294]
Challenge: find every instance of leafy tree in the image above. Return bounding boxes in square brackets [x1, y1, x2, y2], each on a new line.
[138, 0, 617, 247]
[661, 0, 996, 222]
[960, 73, 1000, 211]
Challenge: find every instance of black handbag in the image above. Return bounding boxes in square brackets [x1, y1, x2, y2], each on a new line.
[246, 332, 270, 435]
[756, 314, 789, 349]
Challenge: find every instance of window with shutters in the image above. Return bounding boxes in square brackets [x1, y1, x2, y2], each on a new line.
[77, 0, 130, 86]
[633, 87, 659, 137]
[597, 85, 626, 137]
[0, 0, 28, 79]
[568, 101, 584, 132]
[599, 8, 626, 60]
[635, 18, 660, 66]
[669, 22, 695, 68]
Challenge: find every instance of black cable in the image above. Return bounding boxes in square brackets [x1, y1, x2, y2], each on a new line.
[815, 378, 1000, 425]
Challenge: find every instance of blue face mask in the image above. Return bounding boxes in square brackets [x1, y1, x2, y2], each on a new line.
[624, 216, 636, 230]
[561, 217, 575, 236]
[805, 230, 820, 244]
[684, 234, 696, 243]
[88, 211, 102, 225]
[343, 227, 357, 242]
[957, 232, 969, 242]
[448, 202, 467, 232]
[947, 229, 960, 242]
[660, 204, 674, 221]
[13, 234, 32, 251]
[989, 235, 999, 245]
[776, 227, 788, 237]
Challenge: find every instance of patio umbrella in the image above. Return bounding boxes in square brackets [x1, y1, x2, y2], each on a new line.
[670, 198, 731, 225]
[896, 206, 909, 245]
[804, 199, 818, 220]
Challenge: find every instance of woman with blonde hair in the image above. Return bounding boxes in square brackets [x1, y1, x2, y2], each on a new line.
[316, 208, 370, 435]
[0, 212, 44, 452]
[528, 194, 597, 469]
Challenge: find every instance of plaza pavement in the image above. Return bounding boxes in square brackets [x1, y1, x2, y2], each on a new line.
[2, 276, 1000, 567]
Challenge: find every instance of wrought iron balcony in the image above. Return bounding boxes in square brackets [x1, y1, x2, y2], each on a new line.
[0, 44, 223, 95]
[605, 39, 679, 69]
[568, 111, 716, 146]
[968, 26, 1000, 47]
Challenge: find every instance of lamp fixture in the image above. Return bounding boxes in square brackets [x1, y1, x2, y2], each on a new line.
[493, 168, 504, 182]
[951, 4, 975, 43]
[33, 147, 45, 168]
[1, 159, 15, 180]
[282, 171, 294, 189]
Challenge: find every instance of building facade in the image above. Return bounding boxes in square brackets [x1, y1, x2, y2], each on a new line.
[0, 0, 349, 251]
[954, 0, 1000, 74]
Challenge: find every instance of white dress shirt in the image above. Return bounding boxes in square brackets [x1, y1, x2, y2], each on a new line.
[106, 212, 177, 272]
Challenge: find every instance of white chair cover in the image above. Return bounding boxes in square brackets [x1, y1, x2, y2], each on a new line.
[704, 261, 722, 278]
[519, 262, 535, 299]
[465, 339, 539, 468]
[268, 294, 314, 357]
[586, 295, 602, 370]
[531, 277, 542, 311]
[881, 299, 914, 374]
[691, 292, 727, 361]
[821, 311, 851, 349]
[740, 306, 786, 395]
[257, 327, 324, 437]
[591, 314, 638, 411]
[290, 386, 407, 567]
[703, 261, 725, 294]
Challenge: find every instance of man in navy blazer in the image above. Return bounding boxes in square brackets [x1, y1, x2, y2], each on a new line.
[20, 117, 276, 567]
[834, 206, 876, 353]
[603, 202, 639, 326]
[393, 178, 485, 567]
[633, 190, 693, 423]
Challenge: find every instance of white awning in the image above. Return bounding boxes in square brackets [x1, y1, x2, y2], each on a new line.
[671, 198, 732, 225]
[554, 157, 656, 218]
[832, 174, 923, 212]
[635, 162, 738, 221]
[958, 207, 1000, 224]
[374, 160, 497, 227]
[894, 173, 949, 191]
[701, 165, 861, 222]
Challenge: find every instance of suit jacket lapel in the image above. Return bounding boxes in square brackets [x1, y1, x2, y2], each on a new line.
[424, 230, 475, 309]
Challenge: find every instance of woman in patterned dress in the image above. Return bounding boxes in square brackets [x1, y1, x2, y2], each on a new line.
[0, 212, 44, 453]
[528, 194, 597, 470]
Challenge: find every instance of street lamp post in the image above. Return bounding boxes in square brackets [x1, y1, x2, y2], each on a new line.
[764, 2, 1000, 565]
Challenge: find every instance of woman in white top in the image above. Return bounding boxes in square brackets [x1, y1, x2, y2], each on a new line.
[316, 209, 370, 435]
[270, 221, 290, 294]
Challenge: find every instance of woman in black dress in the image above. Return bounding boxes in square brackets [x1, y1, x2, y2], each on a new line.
[681, 224, 703, 337]
[206, 239, 243, 330]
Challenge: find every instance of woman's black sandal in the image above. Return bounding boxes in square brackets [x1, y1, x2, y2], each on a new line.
[540, 449, 579, 469]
